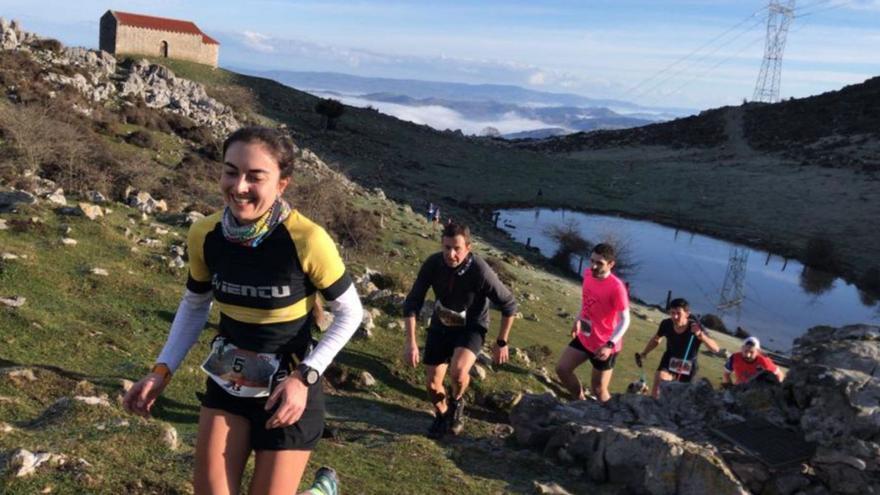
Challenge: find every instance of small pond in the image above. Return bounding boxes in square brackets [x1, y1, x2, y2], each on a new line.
[497, 208, 880, 351]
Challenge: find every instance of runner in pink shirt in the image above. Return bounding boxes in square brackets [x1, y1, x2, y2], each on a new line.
[555, 243, 630, 402]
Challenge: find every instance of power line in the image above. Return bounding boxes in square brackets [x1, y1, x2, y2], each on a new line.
[634, 17, 767, 102]
[646, 33, 766, 103]
[794, 0, 851, 18]
[619, 6, 769, 98]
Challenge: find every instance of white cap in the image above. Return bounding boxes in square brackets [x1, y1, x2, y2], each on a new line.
[742, 336, 761, 350]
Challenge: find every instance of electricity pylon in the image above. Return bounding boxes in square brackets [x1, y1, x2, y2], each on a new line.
[753, 0, 796, 103]
[718, 247, 750, 314]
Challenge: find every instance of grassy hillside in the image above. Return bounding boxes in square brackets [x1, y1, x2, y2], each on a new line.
[0, 42, 860, 493]
[155, 59, 880, 295]
[0, 190, 741, 494]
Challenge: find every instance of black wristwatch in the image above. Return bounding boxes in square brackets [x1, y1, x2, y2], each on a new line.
[496, 338, 508, 348]
[296, 363, 320, 386]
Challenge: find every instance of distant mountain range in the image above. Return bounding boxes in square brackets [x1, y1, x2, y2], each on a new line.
[234, 68, 695, 137]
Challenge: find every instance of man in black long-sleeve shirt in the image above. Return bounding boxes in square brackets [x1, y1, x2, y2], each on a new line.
[403, 223, 517, 439]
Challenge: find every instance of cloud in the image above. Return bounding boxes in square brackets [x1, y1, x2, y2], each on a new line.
[309, 91, 557, 135]
[528, 71, 546, 85]
[242, 31, 275, 53]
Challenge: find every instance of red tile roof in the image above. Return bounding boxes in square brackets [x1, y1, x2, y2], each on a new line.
[111, 11, 219, 45]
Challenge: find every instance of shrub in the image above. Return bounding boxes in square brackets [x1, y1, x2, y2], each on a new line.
[314, 98, 346, 130]
[126, 130, 159, 150]
[288, 176, 379, 253]
[804, 236, 837, 271]
[31, 38, 63, 52]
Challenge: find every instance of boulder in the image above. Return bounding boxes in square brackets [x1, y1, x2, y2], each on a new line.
[162, 424, 179, 451]
[8, 449, 67, 477]
[0, 296, 26, 308]
[45, 188, 67, 205]
[470, 364, 487, 380]
[128, 191, 167, 214]
[77, 202, 103, 220]
[0, 189, 36, 212]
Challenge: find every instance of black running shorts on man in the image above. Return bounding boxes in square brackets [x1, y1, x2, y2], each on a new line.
[187, 210, 352, 450]
[403, 252, 517, 365]
[568, 337, 617, 371]
[422, 324, 486, 365]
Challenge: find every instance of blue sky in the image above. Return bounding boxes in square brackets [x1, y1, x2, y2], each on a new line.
[2, 0, 878, 109]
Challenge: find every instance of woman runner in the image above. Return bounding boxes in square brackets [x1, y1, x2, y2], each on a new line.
[123, 126, 362, 495]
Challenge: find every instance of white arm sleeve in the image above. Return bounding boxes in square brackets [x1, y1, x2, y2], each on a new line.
[609, 308, 631, 345]
[302, 284, 363, 374]
[155, 289, 213, 373]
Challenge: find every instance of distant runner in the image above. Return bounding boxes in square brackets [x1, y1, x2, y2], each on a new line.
[635, 298, 720, 398]
[722, 337, 785, 385]
[402, 223, 517, 438]
[555, 243, 630, 403]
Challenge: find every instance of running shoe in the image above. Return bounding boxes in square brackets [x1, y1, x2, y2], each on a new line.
[446, 398, 466, 436]
[427, 412, 447, 439]
[307, 466, 339, 495]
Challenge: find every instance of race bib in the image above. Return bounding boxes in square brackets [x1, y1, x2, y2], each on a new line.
[201, 337, 284, 398]
[668, 357, 693, 376]
[435, 300, 466, 327]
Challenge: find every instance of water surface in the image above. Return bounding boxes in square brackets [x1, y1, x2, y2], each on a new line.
[497, 208, 879, 350]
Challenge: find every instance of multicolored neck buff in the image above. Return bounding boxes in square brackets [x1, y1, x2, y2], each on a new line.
[221, 198, 292, 248]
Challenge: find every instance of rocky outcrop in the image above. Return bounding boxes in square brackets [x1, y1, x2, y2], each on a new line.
[0, 19, 240, 139]
[512, 324, 880, 494]
[120, 59, 240, 137]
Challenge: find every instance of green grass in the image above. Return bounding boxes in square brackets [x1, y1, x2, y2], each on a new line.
[0, 189, 743, 494]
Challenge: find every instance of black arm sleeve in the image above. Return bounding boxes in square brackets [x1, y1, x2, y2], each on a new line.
[480, 260, 518, 317]
[402, 256, 435, 317]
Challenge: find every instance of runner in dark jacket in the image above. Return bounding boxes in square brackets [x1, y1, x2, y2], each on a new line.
[402, 223, 517, 438]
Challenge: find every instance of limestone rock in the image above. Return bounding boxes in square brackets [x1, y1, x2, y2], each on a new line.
[356, 371, 377, 388]
[128, 191, 167, 214]
[168, 256, 185, 269]
[470, 364, 487, 380]
[73, 395, 111, 407]
[0, 296, 26, 308]
[45, 188, 66, 206]
[357, 311, 374, 340]
[61, 237, 78, 246]
[533, 481, 573, 495]
[162, 424, 179, 450]
[87, 191, 107, 204]
[8, 368, 37, 382]
[9, 449, 67, 477]
[77, 202, 103, 220]
[90, 268, 109, 276]
[184, 210, 205, 225]
[0, 189, 36, 212]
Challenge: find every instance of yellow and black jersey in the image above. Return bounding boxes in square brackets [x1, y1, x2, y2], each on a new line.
[186, 210, 352, 353]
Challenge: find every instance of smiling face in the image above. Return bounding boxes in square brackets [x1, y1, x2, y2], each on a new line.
[442, 234, 471, 268]
[221, 141, 290, 224]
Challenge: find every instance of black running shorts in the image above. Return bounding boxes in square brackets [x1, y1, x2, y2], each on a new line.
[423, 324, 486, 366]
[568, 337, 617, 371]
[199, 376, 325, 451]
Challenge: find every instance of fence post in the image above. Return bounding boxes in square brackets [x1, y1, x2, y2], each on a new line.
[665, 290, 672, 311]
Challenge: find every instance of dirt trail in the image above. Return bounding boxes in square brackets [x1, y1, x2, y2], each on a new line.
[723, 106, 753, 157]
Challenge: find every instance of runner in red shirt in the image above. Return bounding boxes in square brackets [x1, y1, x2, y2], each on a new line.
[555, 243, 630, 402]
[722, 337, 786, 385]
